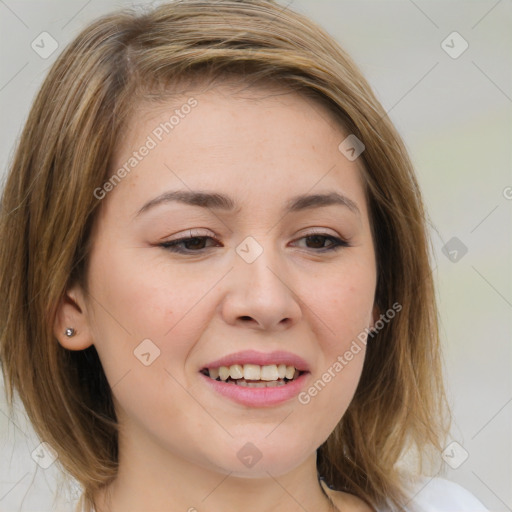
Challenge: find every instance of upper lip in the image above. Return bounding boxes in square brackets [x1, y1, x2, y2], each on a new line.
[201, 350, 310, 372]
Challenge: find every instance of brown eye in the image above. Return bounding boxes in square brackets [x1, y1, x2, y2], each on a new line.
[160, 236, 220, 254]
[295, 234, 349, 252]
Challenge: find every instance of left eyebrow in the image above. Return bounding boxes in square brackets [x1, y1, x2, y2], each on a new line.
[135, 190, 361, 217]
[286, 191, 360, 216]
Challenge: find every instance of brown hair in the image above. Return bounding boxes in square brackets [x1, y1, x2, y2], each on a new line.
[0, 1, 450, 509]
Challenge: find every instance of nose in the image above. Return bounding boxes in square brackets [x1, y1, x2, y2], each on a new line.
[220, 244, 303, 331]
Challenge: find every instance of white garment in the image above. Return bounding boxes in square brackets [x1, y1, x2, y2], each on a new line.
[73, 476, 488, 512]
[399, 476, 489, 512]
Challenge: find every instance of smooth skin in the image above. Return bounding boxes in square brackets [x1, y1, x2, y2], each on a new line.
[55, 82, 377, 512]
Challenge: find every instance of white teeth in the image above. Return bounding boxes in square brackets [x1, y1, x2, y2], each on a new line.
[229, 364, 244, 379]
[260, 365, 279, 381]
[241, 380, 286, 388]
[208, 367, 219, 379]
[243, 364, 261, 380]
[206, 363, 301, 382]
[241, 380, 287, 388]
[218, 366, 230, 381]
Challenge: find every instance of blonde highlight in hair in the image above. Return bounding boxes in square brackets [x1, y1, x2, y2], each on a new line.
[0, 1, 450, 509]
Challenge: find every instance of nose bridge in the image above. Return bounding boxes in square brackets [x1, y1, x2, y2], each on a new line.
[221, 234, 302, 329]
[235, 235, 287, 295]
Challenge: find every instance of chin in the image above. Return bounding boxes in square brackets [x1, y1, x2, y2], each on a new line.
[204, 442, 313, 479]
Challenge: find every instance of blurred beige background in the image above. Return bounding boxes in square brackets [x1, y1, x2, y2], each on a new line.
[1, 0, 511, 510]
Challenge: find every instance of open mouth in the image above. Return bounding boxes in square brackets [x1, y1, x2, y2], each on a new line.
[200, 364, 305, 388]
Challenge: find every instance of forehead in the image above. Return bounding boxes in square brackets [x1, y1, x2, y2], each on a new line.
[119, 79, 348, 157]
[104, 83, 368, 220]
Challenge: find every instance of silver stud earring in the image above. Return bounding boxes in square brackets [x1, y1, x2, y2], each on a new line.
[65, 327, 76, 337]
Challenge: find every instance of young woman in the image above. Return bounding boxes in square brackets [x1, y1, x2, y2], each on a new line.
[0, 1, 489, 511]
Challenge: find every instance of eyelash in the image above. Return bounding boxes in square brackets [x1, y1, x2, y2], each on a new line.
[159, 233, 350, 254]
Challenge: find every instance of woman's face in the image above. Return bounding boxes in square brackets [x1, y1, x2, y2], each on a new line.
[79, 84, 377, 478]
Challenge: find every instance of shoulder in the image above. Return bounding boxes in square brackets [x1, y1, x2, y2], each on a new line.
[405, 476, 489, 512]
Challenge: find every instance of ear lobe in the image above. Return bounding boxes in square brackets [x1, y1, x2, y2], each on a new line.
[54, 285, 94, 350]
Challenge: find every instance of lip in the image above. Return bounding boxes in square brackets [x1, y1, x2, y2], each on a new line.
[201, 350, 310, 371]
[200, 371, 310, 407]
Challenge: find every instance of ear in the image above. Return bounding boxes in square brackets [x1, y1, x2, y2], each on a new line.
[54, 284, 94, 350]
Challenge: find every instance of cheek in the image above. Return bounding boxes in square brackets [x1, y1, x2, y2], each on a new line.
[88, 247, 210, 337]
[292, 259, 374, 425]
[311, 260, 376, 350]
[85, 250, 208, 423]
[86, 246, 222, 384]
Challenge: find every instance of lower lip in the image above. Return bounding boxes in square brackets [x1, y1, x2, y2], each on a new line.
[200, 372, 309, 407]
